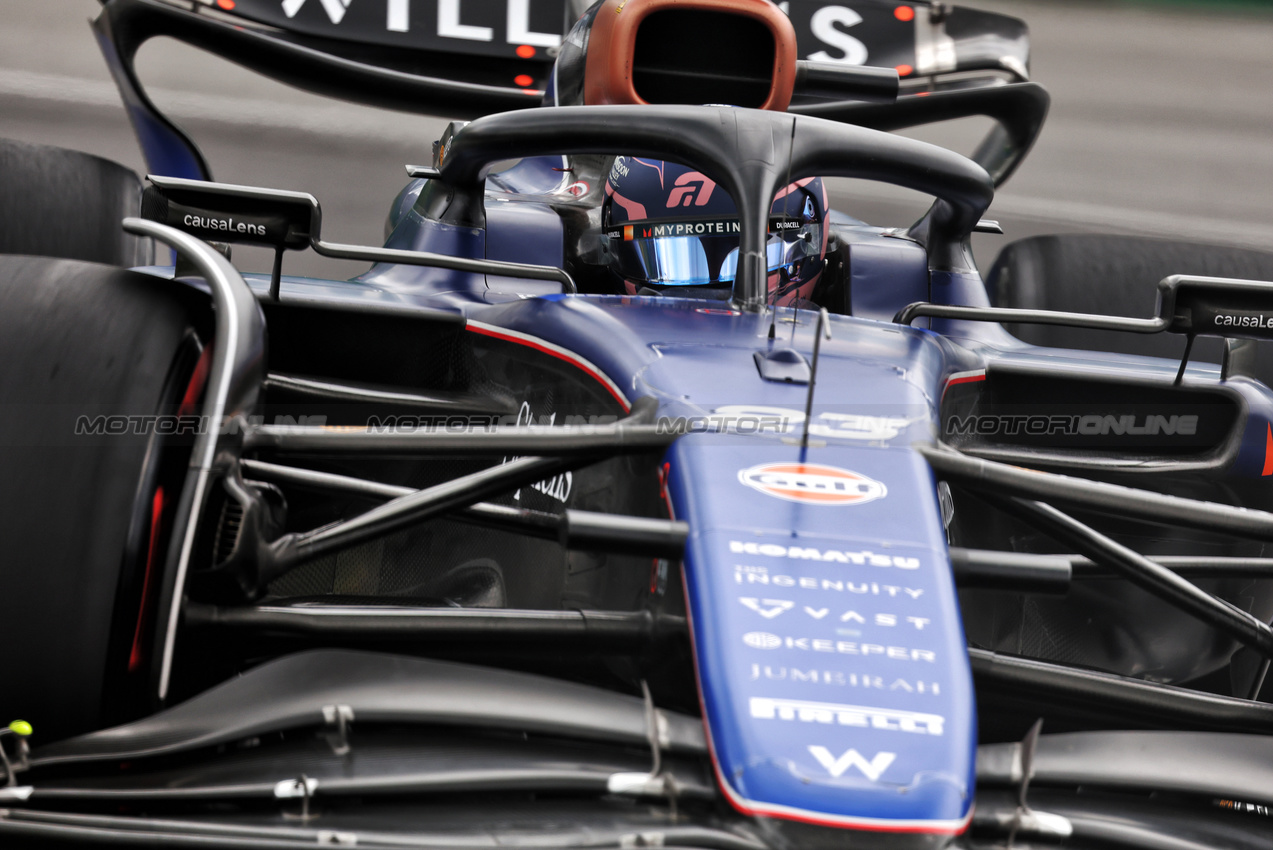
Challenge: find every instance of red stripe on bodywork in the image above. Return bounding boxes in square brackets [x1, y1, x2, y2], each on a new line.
[713, 764, 971, 833]
[465, 323, 630, 410]
[1263, 424, 1273, 476]
[946, 372, 986, 387]
[941, 370, 987, 402]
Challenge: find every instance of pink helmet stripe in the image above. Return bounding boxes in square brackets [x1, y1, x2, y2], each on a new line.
[772, 176, 817, 203]
[605, 181, 648, 219]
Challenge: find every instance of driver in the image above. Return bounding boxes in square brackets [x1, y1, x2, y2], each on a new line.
[601, 157, 828, 305]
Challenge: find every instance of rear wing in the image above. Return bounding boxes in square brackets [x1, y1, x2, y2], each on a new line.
[94, 0, 1030, 180]
[215, 0, 1029, 89]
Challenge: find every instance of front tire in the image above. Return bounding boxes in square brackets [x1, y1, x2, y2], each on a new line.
[0, 256, 208, 742]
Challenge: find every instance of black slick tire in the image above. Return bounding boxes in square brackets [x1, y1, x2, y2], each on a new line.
[987, 233, 1273, 381]
[0, 256, 207, 742]
[0, 138, 152, 267]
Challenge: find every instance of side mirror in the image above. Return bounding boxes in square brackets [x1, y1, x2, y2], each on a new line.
[141, 176, 318, 252]
[1161, 275, 1273, 384]
[138, 173, 577, 297]
[1167, 275, 1273, 342]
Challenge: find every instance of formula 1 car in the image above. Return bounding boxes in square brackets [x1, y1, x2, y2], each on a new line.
[3, 0, 1273, 847]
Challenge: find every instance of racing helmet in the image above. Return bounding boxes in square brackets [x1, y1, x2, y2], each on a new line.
[602, 157, 828, 304]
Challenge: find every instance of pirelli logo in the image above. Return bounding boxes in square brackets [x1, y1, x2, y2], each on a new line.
[749, 697, 944, 735]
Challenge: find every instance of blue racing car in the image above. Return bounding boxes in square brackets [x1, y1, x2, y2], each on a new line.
[2, 0, 1273, 847]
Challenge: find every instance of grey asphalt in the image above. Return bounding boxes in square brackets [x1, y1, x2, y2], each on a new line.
[1, 0, 1270, 279]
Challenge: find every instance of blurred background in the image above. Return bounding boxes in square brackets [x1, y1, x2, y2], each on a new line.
[1, 0, 1270, 280]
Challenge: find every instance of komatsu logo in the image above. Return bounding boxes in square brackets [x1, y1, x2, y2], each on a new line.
[946, 413, 1198, 437]
[729, 540, 920, 570]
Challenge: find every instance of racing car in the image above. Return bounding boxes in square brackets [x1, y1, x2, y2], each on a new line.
[2, 0, 1273, 847]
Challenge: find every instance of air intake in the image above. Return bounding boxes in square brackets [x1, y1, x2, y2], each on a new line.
[633, 10, 774, 108]
[582, 0, 797, 111]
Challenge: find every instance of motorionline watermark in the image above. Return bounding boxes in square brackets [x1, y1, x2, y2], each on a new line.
[945, 413, 1199, 437]
[74, 414, 329, 436]
[69, 408, 1211, 440]
[357, 413, 793, 435]
[72, 412, 795, 437]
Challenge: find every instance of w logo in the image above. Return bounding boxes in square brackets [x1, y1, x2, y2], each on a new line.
[667, 172, 717, 208]
[807, 747, 896, 781]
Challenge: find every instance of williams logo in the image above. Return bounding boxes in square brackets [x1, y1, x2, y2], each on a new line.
[807, 747, 895, 781]
[283, 0, 352, 24]
[737, 463, 886, 506]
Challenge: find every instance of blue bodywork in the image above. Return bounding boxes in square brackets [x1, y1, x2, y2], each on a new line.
[72, 0, 1273, 842]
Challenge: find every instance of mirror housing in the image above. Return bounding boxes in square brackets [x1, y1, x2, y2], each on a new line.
[1166, 276, 1273, 342]
[141, 176, 318, 251]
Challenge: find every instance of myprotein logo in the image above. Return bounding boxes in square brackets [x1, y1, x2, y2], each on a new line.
[750, 697, 944, 735]
[606, 219, 741, 241]
[737, 463, 886, 506]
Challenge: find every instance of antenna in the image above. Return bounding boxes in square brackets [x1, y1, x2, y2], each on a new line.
[798, 308, 832, 463]
[790, 284, 799, 344]
[768, 116, 798, 341]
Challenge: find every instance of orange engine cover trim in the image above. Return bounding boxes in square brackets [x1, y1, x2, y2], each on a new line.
[583, 0, 797, 112]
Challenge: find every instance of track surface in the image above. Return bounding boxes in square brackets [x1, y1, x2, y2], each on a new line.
[1, 0, 1270, 279]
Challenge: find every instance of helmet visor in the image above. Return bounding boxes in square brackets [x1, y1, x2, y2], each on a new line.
[628, 234, 716, 285]
[718, 221, 822, 283]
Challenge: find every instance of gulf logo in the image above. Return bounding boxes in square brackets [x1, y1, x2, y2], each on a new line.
[737, 463, 887, 506]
